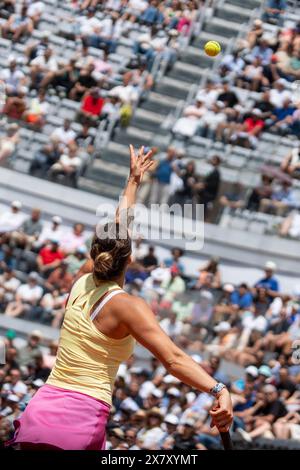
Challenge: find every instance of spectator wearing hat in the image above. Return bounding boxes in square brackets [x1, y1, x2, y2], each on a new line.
[137, 407, 164, 449]
[4, 273, 43, 318]
[36, 216, 64, 247]
[172, 418, 199, 450]
[65, 245, 88, 276]
[0, 201, 26, 235]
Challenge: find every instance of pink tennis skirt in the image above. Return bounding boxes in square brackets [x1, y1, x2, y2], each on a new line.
[8, 384, 110, 450]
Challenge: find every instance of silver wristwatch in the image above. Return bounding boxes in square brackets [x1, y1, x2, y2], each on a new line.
[210, 382, 226, 397]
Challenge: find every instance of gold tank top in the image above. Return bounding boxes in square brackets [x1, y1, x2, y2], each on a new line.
[47, 274, 135, 405]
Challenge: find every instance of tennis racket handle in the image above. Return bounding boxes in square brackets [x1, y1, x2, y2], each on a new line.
[220, 431, 233, 450]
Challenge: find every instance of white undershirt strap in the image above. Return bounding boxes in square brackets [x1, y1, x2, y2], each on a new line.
[90, 289, 124, 321]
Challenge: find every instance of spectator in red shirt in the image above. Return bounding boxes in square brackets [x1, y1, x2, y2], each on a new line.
[78, 87, 105, 125]
[36, 240, 64, 276]
[231, 109, 265, 148]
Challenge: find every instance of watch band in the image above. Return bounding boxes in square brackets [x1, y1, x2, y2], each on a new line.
[210, 382, 226, 397]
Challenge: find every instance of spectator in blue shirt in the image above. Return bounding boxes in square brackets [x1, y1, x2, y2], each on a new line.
[141, 1, 164, 25]
[149, 146, 176, 204]
[250, 38, 273, 66]
[255, 261, 279, 298]
[231, 283, 253, 310]
[262, 0, 287, 27]
[260, 181, 296, 216]
[268, 99, 296, 133]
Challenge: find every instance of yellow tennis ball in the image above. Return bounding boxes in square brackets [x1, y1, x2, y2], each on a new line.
[204, 40, 221, 57]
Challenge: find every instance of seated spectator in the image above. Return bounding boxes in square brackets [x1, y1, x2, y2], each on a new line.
[23, 89, 49, 130]
[36, 240, 64, 276]
[231, 109, 265, 149]
[219, 183, 245, 210]
[36, 215, 64, 247]
[231, 283, 253, 311]
[5, 272, 43, 318]
[27, 0, 45, 26]
[237, 384, 287, 442]
[50, 119, 76, 149]
[25, 31, 50, 62]
[29, 140, 62, 176]
[1, 4, 33, 42]
[267, 98, 296, 134]
[160, 265, 186, 307]
[255, 261, 279, 298]
[142, 246, 158, 271]
[216, 80, 239, 109]
[48, 144, 82, 185]
[247, 174, 274, 212]
[173, 99, 207, 138]
[65, 245, 88, 276]
[248, 37, 273, 66]
[0, 201, 26, 235]
[10, 208, 43, 248]
[270, 79, 292, 108]
[259, 181, 296, 216]
[198, 101, 227, 140]
[77, 87, 105, 125]
[3, 90, 26, 120]
[0, 56, 27, 96]
[246, 19, 264, 49]
[59, 223, 86, 255]
[44, 261, 73, 293]
[281, 145, 300, 177]
[262, 0, 287, 27]
[29, 47, 58, 90]
[236, 57, 268, 91]
[69, 62, 98, 101]
[17, 330, 43, 367]
[75, 123, 95, 155]
[0, 267, 21, 306]
[0, 123, 19, 164]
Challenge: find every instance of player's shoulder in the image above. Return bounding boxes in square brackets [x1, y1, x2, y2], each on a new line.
[110, 290, 148, 312]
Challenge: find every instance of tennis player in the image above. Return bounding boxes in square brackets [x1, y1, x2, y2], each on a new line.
[9, 145, 233, 450]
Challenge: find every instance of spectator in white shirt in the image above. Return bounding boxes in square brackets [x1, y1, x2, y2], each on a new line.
[36, 216, 64, 247]
[160, 311, 183, 339]
[27, 0, 45, 25]
[0, 57, 27, 96]
[50, 119, 76, 148]
[5, 272, 43, 318]
[270, 79, 292, 107]
[0, 201, 26, 234]
[49, 144, 81, 183]
[30, 47, 58, 89]
[172, 100, 207, 138]
[0, 268, 21, 303]
[2, 369, 28, 399]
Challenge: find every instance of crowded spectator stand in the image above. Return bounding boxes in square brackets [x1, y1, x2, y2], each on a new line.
[0, 0, 300, 451]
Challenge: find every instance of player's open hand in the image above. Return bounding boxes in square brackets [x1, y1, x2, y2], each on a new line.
[129, 144, 154, 186]
[210, 388, 233, 432]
